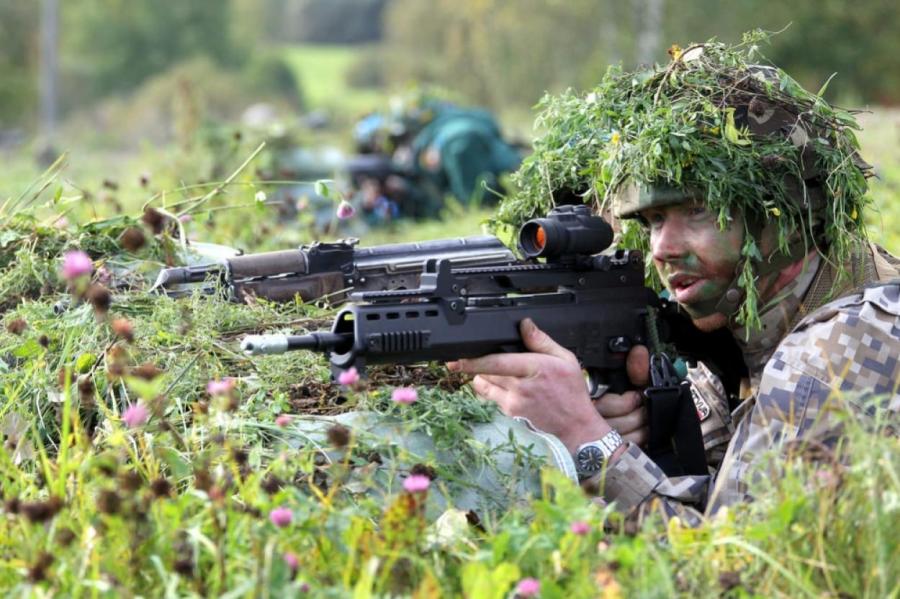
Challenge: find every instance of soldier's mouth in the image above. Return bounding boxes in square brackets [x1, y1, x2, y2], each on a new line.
[667, 273, 706, 303]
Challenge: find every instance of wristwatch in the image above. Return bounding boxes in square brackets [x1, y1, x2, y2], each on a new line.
[575, 429, 624, 479]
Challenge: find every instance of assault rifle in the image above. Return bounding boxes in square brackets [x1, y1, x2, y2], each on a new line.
[242, 205, 712, 476]
[242, 205, 656, 395]
[151, 235, 516, 304]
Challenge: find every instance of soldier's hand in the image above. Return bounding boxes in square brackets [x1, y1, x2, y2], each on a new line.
[593, 345, 650, 446]
[446, 318, 609, 453]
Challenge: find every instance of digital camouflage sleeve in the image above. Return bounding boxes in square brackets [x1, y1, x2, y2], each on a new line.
[588, 245, 900, 526]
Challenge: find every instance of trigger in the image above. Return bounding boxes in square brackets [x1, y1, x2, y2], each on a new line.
[585, 373, 609, 399]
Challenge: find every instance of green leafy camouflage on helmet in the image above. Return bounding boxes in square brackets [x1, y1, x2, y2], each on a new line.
[503, 30, 873, 330]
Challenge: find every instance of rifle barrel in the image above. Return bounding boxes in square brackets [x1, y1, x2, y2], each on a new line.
[241, 332, 350, 356]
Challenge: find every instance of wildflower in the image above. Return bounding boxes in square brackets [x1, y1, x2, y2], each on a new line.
[119, 227, 146, 252]
[122, 403, 150, 428]
[769, 207, 782, 217]
[61, 250, 93, 280]
[667, 43, 683, 61]
[95, 266, 113, 285]
[275, 414, 292, 427]
[570, 520, 591, 536]
[403, 474, 431, 493]
[254, 190, 267, 203]
[207, 378, 237, 396]
[337, 367, 359, 387]
[336, 200, 356, 220]
[283, 551, 299, 573]
[391, 387, 418, 405]
[178, 213, 193, 224]
[111, 318, 135, 343]
[53, 216, 69, 229]
[515, 577, 541, 597]
[269, 506, 293, 528]
[851, 207, 859, 220]
[610, 131, 621, 146]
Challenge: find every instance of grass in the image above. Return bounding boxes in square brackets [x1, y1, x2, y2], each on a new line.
[280, 44, 388, 119]
[0, 89, 899, 595]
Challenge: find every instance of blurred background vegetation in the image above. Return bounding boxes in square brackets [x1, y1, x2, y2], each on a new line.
[1, 0, 899, 248]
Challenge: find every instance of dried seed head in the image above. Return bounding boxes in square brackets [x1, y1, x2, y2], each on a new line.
[326, 424, 351, 448]
[119, 470, 143, 492]
[173, 557, 194, 578]
[77, 374, 95, 402]
[150, 477, 172, 498]
[230, 447, 249, 466]
[260, 474, 284, 495]
[119, 227, 146, 252]
[131, 363, 161, 381]
[55, 527, 76, 547]
[6, 318, 27, 335]
[142, 207, 166, 235]
[27, 552, 54, 583]
[20, 496, 63, 523]
[111, 318, 135, 343]
[38, 334, 50, 348]
[102, 179, 119, 191]
[139, 173, 150, 188]
[193, 467, 213, 492]
[86, 284, 112, 314]
[4, 497, 20, 514]
[96, 489, 121, 514]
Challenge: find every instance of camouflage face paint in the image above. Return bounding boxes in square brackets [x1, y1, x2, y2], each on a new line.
[644, 203, 743, 320]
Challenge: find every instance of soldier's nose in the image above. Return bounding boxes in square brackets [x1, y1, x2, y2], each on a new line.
[650, 221, 688, 263]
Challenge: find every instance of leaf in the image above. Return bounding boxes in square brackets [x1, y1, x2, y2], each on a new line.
[124, 375, 166, 401]
[723, 108, 751, 146]
[314, 179, 332, 199]
[75, 353, 97, 373]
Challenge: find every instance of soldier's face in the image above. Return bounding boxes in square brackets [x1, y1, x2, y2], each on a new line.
[640, 202, 744, 332]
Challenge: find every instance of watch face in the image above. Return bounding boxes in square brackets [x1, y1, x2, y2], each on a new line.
[576, 445, 605, 475]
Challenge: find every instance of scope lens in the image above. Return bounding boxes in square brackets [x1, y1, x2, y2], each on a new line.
[534, 226, 546, 250]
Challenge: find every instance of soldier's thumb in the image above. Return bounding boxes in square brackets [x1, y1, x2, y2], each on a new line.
[521, 318, 572, 361]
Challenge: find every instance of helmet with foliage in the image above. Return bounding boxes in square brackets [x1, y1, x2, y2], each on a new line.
[503, 31, 873, 329]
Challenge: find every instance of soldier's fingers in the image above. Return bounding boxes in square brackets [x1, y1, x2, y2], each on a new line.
[471, 375, 509, 410]
[606, 407, 647, 436]
[622, 426, 649, 447]
[447, 354, 536, 378]
[520, 319, 577, 363]
[480, 374, 515, 391]
[626, 345, 651, 387]
[594, 391, 643, 418]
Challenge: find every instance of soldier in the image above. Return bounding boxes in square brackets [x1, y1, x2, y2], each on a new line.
[448, 48, 900, 523]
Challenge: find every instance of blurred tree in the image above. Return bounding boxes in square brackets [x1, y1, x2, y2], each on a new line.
[0, 2, 40, 130]
[60, 0, 245, 104]
[380, 0, 900, 109]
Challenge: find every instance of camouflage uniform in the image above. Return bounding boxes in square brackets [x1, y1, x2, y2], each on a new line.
[588, 242, 900, 525]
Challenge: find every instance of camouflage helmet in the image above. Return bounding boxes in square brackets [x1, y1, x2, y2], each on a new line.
[612, 62, 870, 221]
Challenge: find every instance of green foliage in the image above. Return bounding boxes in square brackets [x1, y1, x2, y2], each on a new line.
[501, 32, 873, 329]
[61, 0, 243, 103]
[0, 154, 898, 596]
